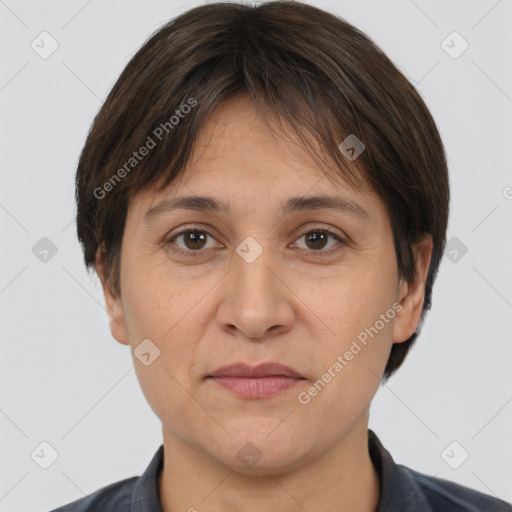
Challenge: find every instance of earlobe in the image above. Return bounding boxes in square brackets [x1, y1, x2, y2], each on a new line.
[94, 246, 130, 346]
[392, 234, 433, 344]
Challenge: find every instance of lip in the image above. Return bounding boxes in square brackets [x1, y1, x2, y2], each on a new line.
[208, 362, 304, 379]
[207, 362, 305, 399]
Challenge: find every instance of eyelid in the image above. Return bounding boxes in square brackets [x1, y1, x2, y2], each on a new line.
[163, 224, 222, 256]
[290, 224, 346, 256]
[164, 223, 347, 257]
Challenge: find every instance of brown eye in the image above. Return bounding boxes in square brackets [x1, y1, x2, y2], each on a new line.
[293, 228, 345, 256]
[180, 231, 208, 250]
[304, 231, 329, 250]
[165, 225, 345, 258]
[165, 228, 217, 256]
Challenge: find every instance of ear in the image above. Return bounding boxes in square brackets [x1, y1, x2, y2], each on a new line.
[392, 234, 433, 344]
[94, 246, 130, 345]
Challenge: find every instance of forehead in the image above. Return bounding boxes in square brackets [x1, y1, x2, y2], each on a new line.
[188, 95, 324, 180]
[130, 95, 380, 220]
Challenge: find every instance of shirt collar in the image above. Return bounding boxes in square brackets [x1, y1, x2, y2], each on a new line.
[131, 444, 164, 512]
[369, 429, 433, 512]
[129, 430, 433, 512]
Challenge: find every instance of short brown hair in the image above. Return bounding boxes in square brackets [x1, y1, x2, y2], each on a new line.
[75, 0, 449, 380]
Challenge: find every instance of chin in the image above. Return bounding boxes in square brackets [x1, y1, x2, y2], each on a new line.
[220, 447, 304, 476]
[210, 419, 309, 476]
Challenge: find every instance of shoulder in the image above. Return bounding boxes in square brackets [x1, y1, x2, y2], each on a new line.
[368, 429, 511, 512]
[48, 476, 138, 511]
[48, 444, 164, 511]
[403, 465, 512, 512]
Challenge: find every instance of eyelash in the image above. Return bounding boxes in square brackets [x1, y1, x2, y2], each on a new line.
[164, 224, 346, 258]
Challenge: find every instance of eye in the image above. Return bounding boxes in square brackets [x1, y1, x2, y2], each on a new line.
[292, 227, 345, 256]
[164, 224, 346, 257]
[164, 227, 218, 256]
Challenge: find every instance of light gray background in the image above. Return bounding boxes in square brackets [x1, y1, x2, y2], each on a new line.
[1, 0, 511, 510]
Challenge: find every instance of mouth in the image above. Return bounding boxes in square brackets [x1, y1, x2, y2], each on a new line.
[207, 362, 306, 399]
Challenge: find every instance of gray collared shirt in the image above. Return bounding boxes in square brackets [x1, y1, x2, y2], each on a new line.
[49, 429, 512, 511]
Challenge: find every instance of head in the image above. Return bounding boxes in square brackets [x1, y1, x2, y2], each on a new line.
[76, 1, 449, 473]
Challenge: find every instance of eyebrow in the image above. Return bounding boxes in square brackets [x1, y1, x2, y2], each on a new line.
[143, 194, 370, 223]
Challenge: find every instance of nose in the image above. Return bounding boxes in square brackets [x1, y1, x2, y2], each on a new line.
[216, 241, 295, 341]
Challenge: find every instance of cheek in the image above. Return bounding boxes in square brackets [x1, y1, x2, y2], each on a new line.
[305, 254, 398, 341]
[123, 278, 205, 436]
[133, 356, 205, 442]
[121, 253, 207, 341]
[120, 257, 213, 399]
[296, 287, 396, 433]
[298, 251, 398, 397]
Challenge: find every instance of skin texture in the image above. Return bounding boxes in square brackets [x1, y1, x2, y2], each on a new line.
[95, 95, 433, 512]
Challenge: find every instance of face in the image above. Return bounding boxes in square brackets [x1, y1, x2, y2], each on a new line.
[97, 94, 431, 475]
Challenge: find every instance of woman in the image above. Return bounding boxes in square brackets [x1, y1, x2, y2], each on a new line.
[51, 1, 511, 511]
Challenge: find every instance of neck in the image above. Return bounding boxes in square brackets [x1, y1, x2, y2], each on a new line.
[158, 417, 380, 512]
